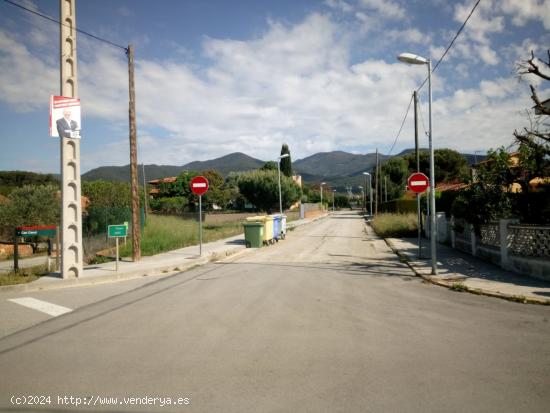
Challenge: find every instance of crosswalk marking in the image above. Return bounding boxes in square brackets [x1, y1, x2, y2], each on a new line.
[8, 297, 73, 317]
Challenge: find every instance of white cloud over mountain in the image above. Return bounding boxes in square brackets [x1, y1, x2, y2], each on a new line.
[0, 1, 547, 172]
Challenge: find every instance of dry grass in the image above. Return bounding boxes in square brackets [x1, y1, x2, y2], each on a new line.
[0, 264, 49, 286]
[119, 214, 244, 257]
[371, 213, 418, 238]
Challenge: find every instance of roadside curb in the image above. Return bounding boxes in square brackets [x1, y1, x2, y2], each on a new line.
[0, 214, 327, 294]
[0, 245, 247, 295]
[383, 236, 550, 306]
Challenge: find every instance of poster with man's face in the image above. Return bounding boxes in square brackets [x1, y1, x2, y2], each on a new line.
[49, 96, 81, 138]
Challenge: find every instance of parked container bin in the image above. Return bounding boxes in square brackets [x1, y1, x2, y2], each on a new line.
[271, 215, 281, 242]
[280, 215, 287, 239]
[245, 215, 274, 245]
[243, 222, 264, 248]
[262, 215, 274, 244]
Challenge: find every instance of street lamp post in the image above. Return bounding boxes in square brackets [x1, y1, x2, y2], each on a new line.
[277, 154, 290, 215]
[320, 182, 326, 207]
[398, 52, 437, 275]
[363, 172, 372, 217]
[358, 185, 364, 210]
[332, 189, 336, 211]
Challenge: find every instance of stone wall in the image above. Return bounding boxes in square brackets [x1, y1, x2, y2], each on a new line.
[0, 243, 33, 260]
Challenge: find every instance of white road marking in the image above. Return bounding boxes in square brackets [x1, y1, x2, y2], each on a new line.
[8, 297, 73, 317]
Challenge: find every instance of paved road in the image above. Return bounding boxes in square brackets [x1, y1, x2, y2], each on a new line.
[1, 212, 549, 412]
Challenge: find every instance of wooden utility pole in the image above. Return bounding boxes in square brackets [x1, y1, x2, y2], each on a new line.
[127, 44, 140, 261]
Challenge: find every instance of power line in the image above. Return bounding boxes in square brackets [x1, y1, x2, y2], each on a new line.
[417, 0, 482, 91]
[387, 93, 414, 156]
[3, 0, 127, 51]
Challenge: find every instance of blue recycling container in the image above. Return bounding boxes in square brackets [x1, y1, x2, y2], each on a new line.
[271, 214, 281, 242]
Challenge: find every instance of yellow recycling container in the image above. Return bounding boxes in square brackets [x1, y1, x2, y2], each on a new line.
[261, 215, 274, 244]
[245, 215, 274, 245]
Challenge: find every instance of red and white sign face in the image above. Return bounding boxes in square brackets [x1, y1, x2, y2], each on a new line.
[190, 176, 209, 196]
[407, 172, 429, 193]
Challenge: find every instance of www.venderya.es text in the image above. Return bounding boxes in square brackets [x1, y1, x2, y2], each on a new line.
[10, 395, 191, 408]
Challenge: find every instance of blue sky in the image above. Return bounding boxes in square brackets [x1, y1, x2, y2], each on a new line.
[1, 0, 549, 173]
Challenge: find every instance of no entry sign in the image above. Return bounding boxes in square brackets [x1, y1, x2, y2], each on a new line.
[190, 176, 209, 196]
[408, 172, 429, 194]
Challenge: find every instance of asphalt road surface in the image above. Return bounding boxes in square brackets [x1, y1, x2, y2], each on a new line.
[1, 211, 549, 412]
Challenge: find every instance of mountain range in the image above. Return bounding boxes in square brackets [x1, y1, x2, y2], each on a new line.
[81, 149, 484, 191]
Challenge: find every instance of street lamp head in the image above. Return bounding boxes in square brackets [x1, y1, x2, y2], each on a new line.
[278, 153, 290, 160]
[321, 182, 326, 186]
[397, 52, 428, 65]
[363, 172, 370, 176]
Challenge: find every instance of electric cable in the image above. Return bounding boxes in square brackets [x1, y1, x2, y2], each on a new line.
[417, 0, 482, 92]
[3, 0, 128, 51]
[387, 93, 414, 155]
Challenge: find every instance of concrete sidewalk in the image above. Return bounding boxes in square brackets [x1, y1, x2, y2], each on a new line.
[386, 236, 550, 305]
[0, 215, 328, 293]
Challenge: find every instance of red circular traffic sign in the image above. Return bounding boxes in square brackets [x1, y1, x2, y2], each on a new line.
[190, 176, 209, 196]
[407, 172, 429, 194]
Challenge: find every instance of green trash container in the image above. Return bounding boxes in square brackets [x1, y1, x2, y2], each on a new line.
[243, 222, 264, 248]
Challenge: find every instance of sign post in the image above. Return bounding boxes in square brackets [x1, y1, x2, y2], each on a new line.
[408, 172, 429, 258]
[108, 225, 128, 271]
[190, 176, 209, 256]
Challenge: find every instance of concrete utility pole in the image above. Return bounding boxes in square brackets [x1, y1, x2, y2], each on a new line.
[127, 44, 140, 261]
[59, 0, 82, 278]
[375, 149, 379, 215]
[142, 163, 148, 220]
[414, 90, 422, 258]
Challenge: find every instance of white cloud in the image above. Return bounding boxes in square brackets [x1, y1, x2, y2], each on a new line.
[359, 0, 405, 20]
[387, 28, 431, 44]
[0, 6, 545, 171]
[0, 30, 57, 112]
[501, 0, 550, 29]
[324, 0, 354, 13]
[452, 0, 504, 66]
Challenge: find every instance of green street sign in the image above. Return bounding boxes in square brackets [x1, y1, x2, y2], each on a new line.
[108, 225, 127, 238]
[16, 226, 57, 238]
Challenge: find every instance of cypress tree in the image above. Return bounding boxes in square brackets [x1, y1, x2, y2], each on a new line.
[280, 144, 292, 177]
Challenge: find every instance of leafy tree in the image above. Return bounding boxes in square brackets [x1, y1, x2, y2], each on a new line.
[236, 170, 301, 213]
[197, 170, 232, 211]
[0, 171, 58, 196]
[0, 185, 60, 241]
[81, 181, 136, 235]
[381, 157, 408, 200]
[403, 149, 468, 183]
[280, 143, 293, 177]
[513, 50, 550, 221]
[82, 180, 132, 208]
[334, 194, 351, 208]
[451, 148, 514, 234]
[260, 161, 278, 171]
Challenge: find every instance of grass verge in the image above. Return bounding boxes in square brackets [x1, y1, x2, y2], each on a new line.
[118, 214, 244, 257]
[0, 264, 49, 286]
[371, 213, 418, 238]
